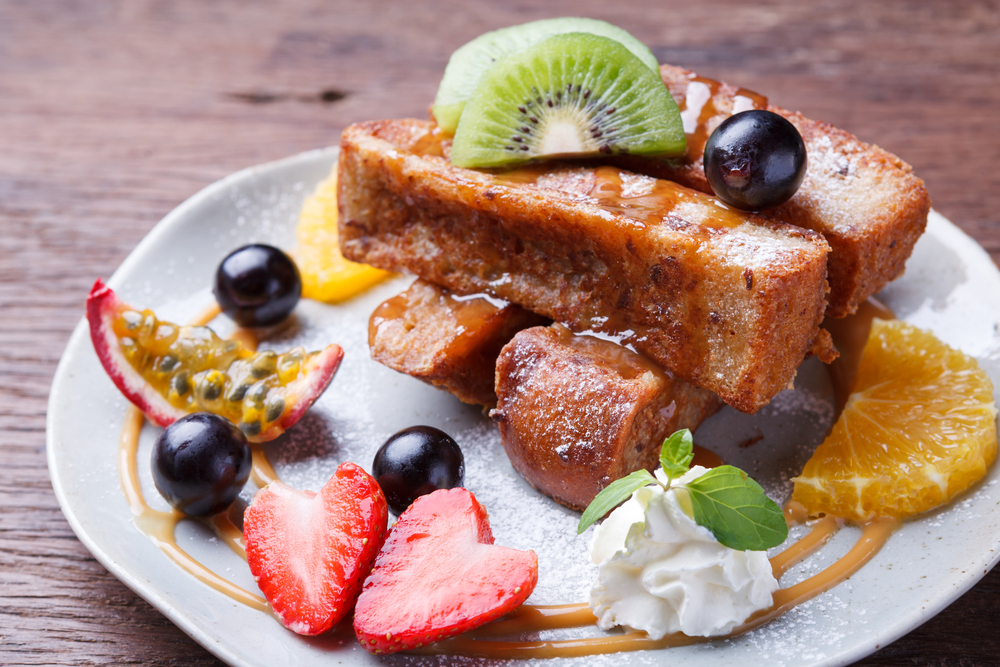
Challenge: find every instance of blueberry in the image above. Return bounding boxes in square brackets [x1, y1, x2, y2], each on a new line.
[372, 426, 465, 515]
[704, 110, 807, 211]
[151, 412, 252, 516]
[214, 244, 301, 327]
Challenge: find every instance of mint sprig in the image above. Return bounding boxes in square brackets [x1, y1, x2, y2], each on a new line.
[576, 469, 655, 535]
[659, 429, 694, 482]
[576, 429, 788, 551]
[686, 466, 788, 551]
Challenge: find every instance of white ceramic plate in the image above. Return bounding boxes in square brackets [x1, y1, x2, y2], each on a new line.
[47, 147, 1000, 667]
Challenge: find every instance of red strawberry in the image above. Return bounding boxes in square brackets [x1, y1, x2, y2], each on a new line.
[244, 462, 387, 635]
[353, 487, 538, 654]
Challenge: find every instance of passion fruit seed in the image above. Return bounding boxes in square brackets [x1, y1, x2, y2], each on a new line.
[87, 279, 344, 443]
[112, 306, 311, 439]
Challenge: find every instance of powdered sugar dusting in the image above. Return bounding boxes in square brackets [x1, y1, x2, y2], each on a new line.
[51, 149, 1000, 667]
[242, 284, 891, 666]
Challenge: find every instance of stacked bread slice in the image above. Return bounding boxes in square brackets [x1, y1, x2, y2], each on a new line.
[343, 66, 928, 507]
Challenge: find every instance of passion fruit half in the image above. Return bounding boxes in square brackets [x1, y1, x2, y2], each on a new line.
[86, 279, 343, 442]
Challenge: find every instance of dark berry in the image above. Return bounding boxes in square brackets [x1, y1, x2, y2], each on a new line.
[704, 110, 807, 211]
[372, 426, 465, 514]
[214, 244, 301, 327]
[152, 412, 252, 516]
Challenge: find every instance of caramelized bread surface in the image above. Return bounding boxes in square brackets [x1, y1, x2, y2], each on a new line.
[612, 65, 930, 317]
[339, 119, 832, 414]
[368, 279, 548, 407]
[493, 325, 723, 509]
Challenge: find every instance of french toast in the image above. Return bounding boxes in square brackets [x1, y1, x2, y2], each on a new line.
[369, 279, 548, 407]
[338, 119, 833, 414]
[492, 325, 723, 509]
[611, 65, 930, 317]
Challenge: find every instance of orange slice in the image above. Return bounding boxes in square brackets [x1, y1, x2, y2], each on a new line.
[294, 168, 390, 303]
[792, 319, 997, 521]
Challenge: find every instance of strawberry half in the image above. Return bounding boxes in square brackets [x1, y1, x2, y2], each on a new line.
[353, 487, 538, 654]
[244, 462, 387, 635]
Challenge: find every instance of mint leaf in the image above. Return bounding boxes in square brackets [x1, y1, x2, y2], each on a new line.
[685, 465, 788, 551]
[659, 429, 694, 482]
[577, 469, 657, 534]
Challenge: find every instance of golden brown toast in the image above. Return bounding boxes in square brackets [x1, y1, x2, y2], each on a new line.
[611, 65, 930, 317]
[338, 119, 832, 414]
[368, 279, 548, 407]
[492, 325, 723, 509]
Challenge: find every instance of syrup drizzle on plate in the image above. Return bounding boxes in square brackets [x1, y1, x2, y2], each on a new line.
[116, 299, 899, 658]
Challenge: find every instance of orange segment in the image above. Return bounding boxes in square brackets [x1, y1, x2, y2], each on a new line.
[294, 169, 391, 302]
[792, 319, 997, 522]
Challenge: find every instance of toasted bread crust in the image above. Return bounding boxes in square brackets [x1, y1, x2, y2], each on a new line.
[493, 325, 722, 509]
[613, 65, 930, 317]
[339, 119, 831, 413]
[368, 279, 548, 407]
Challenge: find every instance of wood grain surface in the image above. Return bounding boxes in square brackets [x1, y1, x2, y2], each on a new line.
[3, 1, 999, 665]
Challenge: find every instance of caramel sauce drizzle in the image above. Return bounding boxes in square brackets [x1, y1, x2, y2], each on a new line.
[410, 126, 449, 157]
[824, 297, 895, 414]
[117, 298, 902, 660]
[676, 74, 768, 162]
[589, 166, 744, 230]
[494, 164, 746, 232]
[417, 515, 897, 659]
[119, 405, 268, 612]
[118, 303, 275, 614]
[368, 286, 508, 350]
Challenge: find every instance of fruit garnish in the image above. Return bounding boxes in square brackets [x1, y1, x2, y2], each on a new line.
[793, 319, 998, 521]
[432, 17, 659, 134]
[578, 430, 788, 551]
[244, 462, 388, 635]
[214, 244, 302, 327]
[704, 109, 807, 211]
[372, 425, 465, 515]
[353, 487, 538, 654]
[449, 32, 685, 169]
[293, 169, 390, 303]
[151, 412, 251, 516]
[87, 279, 343, 442]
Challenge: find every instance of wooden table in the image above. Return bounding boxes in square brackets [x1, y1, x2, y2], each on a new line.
[3, 1, 998, 664]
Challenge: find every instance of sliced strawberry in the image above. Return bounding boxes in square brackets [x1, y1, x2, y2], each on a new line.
[244, 462, 388, 635]
[353, 487, 538, 654]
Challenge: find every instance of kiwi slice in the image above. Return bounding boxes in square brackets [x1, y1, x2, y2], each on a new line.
[450, 33, 685, 169]
[433, 17, 659, 134]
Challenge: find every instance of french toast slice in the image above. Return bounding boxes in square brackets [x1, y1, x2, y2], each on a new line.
[338, 119, 832, 414]
[492, 325, 723, 509]
[611, 65, 930, 317]
[369, 279, 548, 407]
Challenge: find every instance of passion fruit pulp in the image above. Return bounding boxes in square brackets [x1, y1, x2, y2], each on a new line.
[87, 279, 343, 442]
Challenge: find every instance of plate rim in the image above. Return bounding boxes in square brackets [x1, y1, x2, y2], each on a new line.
[46, 146, 1000, 667]
[45, 146, 339, 667]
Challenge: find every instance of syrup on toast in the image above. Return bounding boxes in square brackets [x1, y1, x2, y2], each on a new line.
[338, 119, 832, 414]
[612, 65, 930, 317]
[369, 279, 548, 407]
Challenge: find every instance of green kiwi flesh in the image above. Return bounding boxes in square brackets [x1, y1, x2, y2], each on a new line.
[432, 17, 659, 134]
[450, 33, 685, 169]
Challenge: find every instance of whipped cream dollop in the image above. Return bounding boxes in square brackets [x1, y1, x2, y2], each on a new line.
[588, 466, 779, 639]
